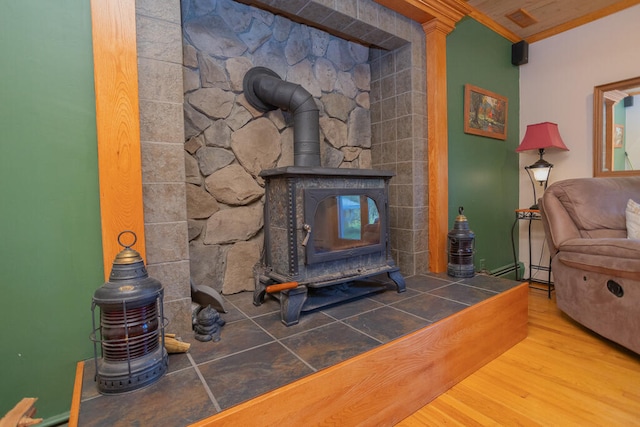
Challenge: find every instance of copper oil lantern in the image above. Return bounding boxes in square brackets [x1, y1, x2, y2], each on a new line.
[91, 231, 168, 394]
[447, 207, 476, 278]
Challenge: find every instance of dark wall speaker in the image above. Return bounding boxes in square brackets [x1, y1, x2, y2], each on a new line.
[511, 40, 529, 66]
[624, 96, 634, 107]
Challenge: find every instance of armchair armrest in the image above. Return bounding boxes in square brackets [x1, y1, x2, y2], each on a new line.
[556, 238, 640, 280]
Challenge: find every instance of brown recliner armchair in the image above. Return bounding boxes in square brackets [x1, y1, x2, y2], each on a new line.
[539, 176, 640, 354]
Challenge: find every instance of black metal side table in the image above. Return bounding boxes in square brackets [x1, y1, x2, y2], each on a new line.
[511, 208, 554, 298]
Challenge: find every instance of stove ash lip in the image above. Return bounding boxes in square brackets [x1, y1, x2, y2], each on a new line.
[243, 66, 321, 168]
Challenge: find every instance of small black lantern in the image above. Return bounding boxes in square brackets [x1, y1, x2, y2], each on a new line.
[447, 207, 476, 278]
[91, 231, 168, 394]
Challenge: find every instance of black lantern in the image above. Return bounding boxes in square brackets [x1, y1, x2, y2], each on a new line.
[447, 207, 475, 278]
[91, 231, 168, 394]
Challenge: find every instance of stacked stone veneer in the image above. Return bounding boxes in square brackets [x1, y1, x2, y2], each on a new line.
[135, 0, 428, 334]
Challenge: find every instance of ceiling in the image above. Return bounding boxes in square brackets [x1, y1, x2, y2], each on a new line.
[464, 0, 640, 42]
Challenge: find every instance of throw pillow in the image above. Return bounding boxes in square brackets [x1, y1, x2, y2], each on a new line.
[626, 199, 640, 239]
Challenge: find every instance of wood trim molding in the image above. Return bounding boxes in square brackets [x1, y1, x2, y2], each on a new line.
[90, 0, 146, 279]
[375, 0, 470, 28]
[526, 0, 640, 43]
[423, 20, 453, 273]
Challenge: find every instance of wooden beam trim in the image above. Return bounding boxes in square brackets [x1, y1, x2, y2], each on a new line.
[90, 0, 146, 279]
[375, 0, 469, 28]
[525, 0, 640, 43]
[424, 20, 449, 273]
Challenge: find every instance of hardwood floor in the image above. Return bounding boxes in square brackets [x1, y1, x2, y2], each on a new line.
[398, 287, 640, 426]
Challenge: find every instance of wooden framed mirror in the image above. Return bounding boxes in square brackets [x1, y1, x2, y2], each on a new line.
[593, 76, 640, 177]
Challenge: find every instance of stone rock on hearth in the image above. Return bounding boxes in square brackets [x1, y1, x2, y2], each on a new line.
[183, 43, 198, 68]
[342, 146, 361, 162]
[326, 39, 355, 72]
[187, 219, 205, 241]
[203, 202, 264, 245]
[225, 56, 253, 92]
[314, 58, 337, 93]
[354, 63, 371, 91]
[188, 87, 235, 119]
[253, 39, 287, 79]
[285, 25, 310, 65]
[222, 240, 261, 294]
[204, 120, 231, 148]
[184, 15, 247, 58]
[183, 67, 200, 93]
[198, 54, 230, 90]
[184, 152, 201, 185]
[310, 27, 330, 57]
[349, 41, 369, 64]
[288, 60, 321, 98]
[186, 183, 220, 219]
[218, 0, 253, 33]
[226, 103, 253, 131]
[347, 107, 371, 148]
[358, 149, 372, 168]
[319, 116, 347, 149]
[356, 92, 370, 109]
[322, 92, 354, 121]
[185, 133, 204, 154]
[273, 15, 292, 42]
[184, 103, 211, 139]
[195, 146, 235, 176]
[205, 164, 264, 206]
[189, 241, 228, 291]
[336, 71, 357, 98]
[240, 19, 272, 53]
[322, 145, 344, 168]
[231, 118, 280, 178]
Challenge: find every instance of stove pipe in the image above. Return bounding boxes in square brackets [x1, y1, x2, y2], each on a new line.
[243, 66, 320, 167]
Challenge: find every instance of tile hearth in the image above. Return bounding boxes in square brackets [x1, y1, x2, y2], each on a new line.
[76, 273, 520, 426]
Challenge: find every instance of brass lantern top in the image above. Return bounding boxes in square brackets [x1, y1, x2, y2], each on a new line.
[93, 231, 163, 306]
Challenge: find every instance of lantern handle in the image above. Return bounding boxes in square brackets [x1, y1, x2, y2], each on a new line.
[117, 230, 138, 249]
[458, 206, 464, 215]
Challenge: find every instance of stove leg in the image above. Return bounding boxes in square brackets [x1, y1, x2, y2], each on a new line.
[388, 269, 406, 293]
[280, 286, 308, 326]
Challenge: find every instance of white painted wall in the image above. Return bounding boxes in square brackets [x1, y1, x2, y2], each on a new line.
[518, 4, 640, 282]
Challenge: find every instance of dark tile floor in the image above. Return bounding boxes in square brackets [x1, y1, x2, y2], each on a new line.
[77, 272, 520, 426]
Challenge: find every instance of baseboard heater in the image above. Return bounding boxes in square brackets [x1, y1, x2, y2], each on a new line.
[490, 262, 524, 280]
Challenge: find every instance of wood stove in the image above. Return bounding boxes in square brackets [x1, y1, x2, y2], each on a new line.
[243, 66, 405, 325]
[254, 166, 405, 325]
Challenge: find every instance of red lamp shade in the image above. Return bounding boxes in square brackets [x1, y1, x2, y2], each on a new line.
[516, 122, 569, 152]
[516, 122, 569, 210]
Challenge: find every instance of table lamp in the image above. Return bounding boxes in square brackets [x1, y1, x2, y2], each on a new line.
[516, 122, 569, 209]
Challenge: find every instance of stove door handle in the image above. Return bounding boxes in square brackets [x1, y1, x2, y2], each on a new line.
[302, 224, 312, 246]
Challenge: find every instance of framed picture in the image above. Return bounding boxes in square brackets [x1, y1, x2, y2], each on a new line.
[464, 84, 508, 140]
[614, 124, 624, 148]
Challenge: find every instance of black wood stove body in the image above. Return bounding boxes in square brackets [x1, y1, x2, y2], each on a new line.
[254, 166, 405, 325]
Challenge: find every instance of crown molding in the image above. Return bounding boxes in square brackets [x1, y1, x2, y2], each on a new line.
[375, 0, 470, 30]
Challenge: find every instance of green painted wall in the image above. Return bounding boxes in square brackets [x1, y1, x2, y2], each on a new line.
[446, 18, 520, 273]
[0, 1, 102, 419]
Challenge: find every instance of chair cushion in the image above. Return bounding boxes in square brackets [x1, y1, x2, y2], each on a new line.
[627, 198, 640, 239]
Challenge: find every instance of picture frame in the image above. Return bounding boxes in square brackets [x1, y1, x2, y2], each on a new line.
[464, 84, 508, 140]
[614, 124, 624, 148]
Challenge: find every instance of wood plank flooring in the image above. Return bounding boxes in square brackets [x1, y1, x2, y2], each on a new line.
[398, 287, 640, 426]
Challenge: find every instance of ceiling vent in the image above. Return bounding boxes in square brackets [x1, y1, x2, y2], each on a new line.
[506, 8, 538, 28]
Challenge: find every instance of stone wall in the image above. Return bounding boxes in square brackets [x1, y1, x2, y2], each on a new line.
[182, 0, 377, 295]
[135, 0, 427, 334]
